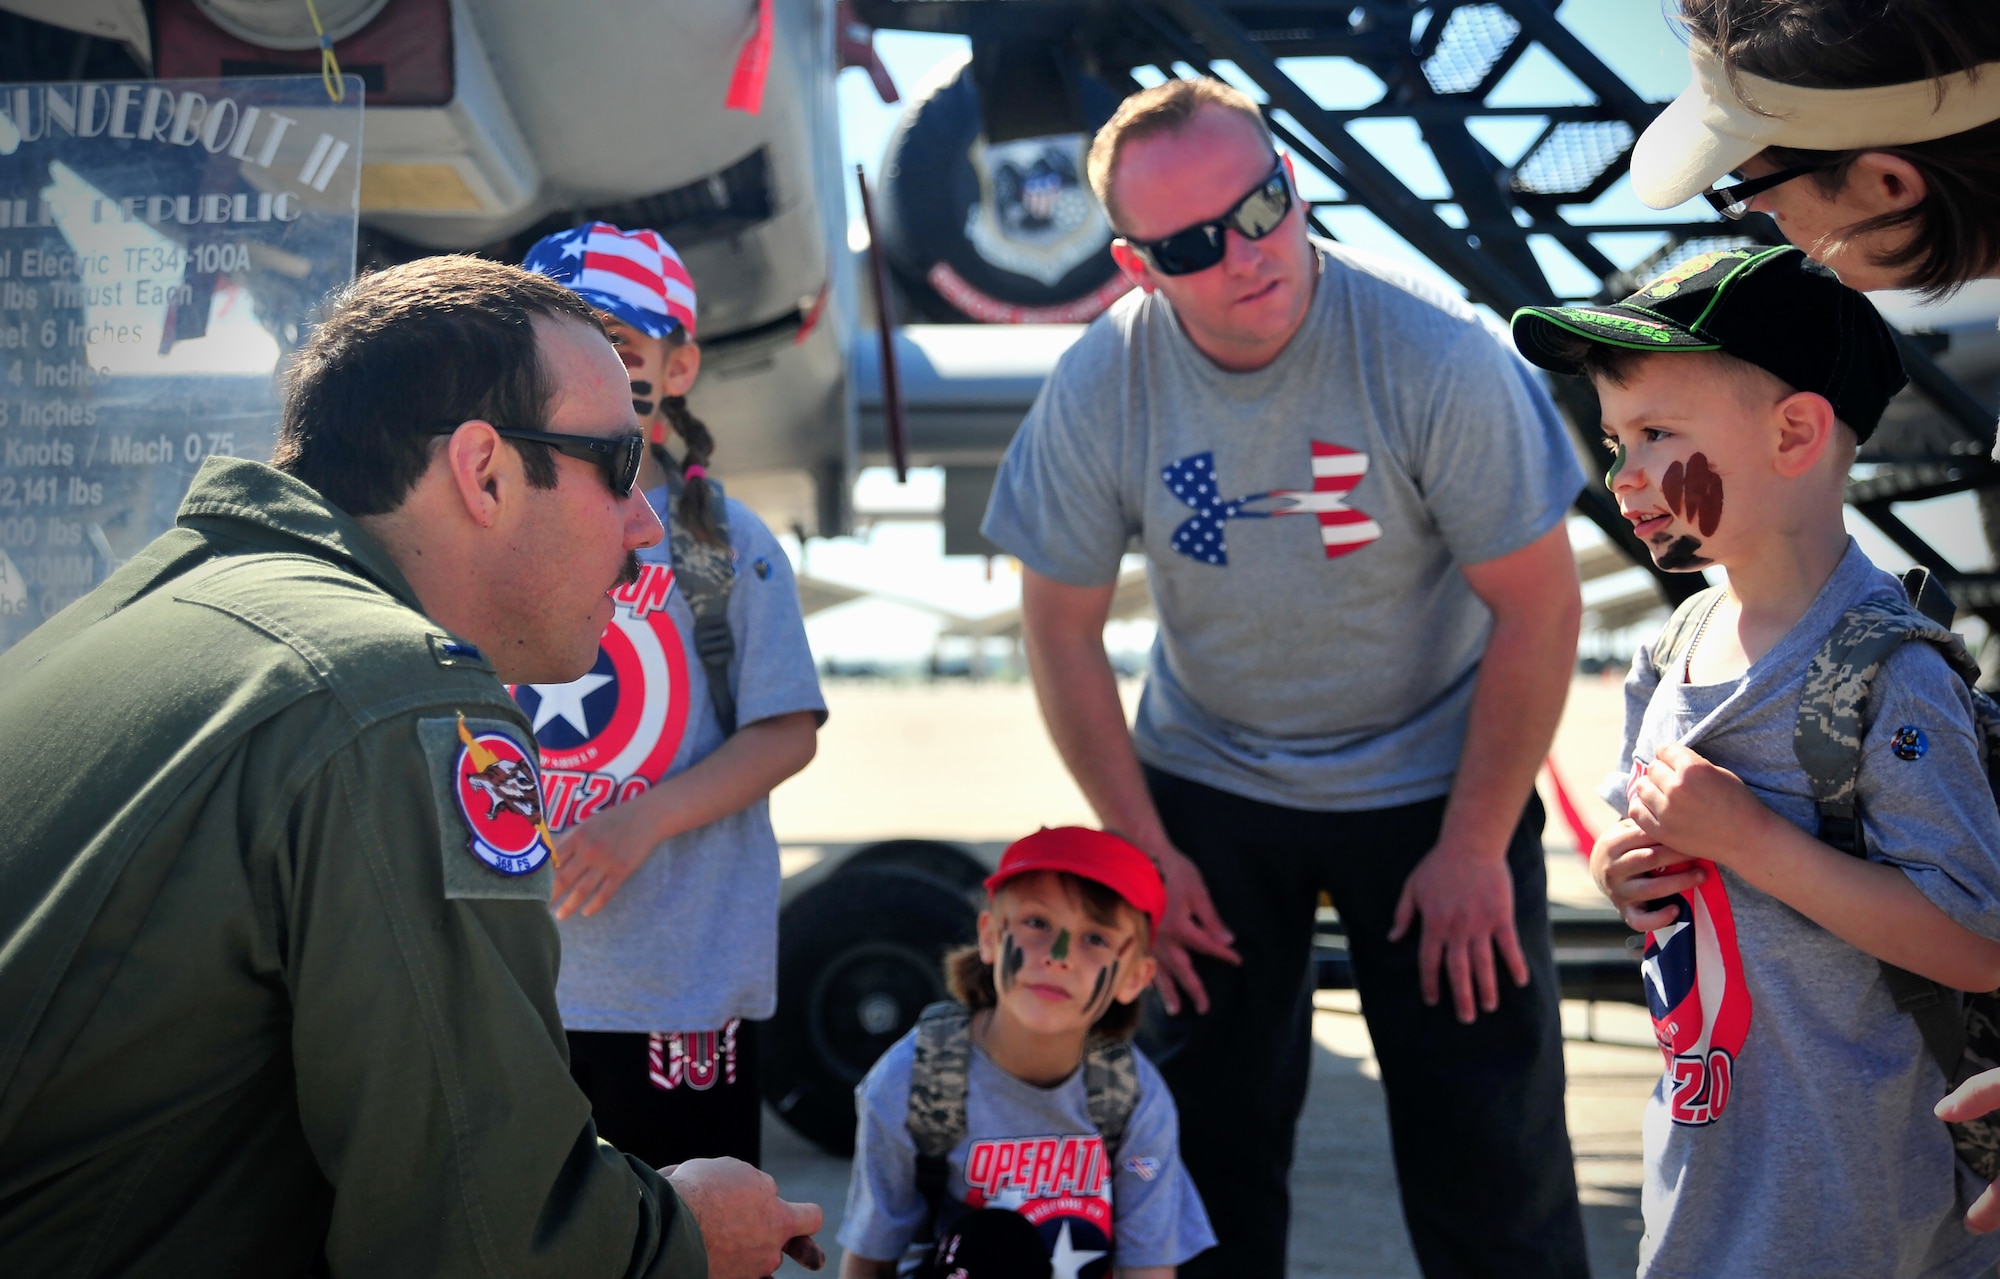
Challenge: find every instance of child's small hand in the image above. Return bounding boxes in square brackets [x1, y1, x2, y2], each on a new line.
[1591, 819, 1705, 932]
[1626, 742, 1773, 868]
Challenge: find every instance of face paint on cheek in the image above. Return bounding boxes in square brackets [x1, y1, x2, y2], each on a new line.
[1662, 459, 1685, 517]
[1051, 929, 1070, 962]
[1603, 440, 1627, 492]
[1000, 932, 1025, 992]
[1086, 962, 1118, 1016]
[1682, 452, 1723, 537]
[632, 398, 656, 417]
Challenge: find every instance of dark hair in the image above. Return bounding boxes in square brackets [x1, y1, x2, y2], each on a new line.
[1680, 0, 2000, 296]
[273, 255, 605, 515]
[943, 872, 1148, 1041]
[649, 330, 727, 546]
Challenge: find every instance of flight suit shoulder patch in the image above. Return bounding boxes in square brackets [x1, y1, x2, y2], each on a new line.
[418, 713, 556, 900]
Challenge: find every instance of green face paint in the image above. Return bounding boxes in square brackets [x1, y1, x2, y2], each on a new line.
[1051, 928, 1071, 962]
[1603, 438, 1627, 491]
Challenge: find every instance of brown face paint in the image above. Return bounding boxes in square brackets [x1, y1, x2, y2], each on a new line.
[1000, 932, 1025, 992]
[1682, 453, 1723, 537]
[1661, 453, 1724, 538]
[1051, 929, 1071, 962]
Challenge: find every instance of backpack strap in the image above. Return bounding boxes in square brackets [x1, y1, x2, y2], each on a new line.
[1651, 585, 1728, 676]
[906, 1001, 972, 1237]
[1794, 587, 1985, 1080]
[1902, 565, 1959, 629]
[1081, 1036, 1140, 1161]
[664, 477, 738, 736]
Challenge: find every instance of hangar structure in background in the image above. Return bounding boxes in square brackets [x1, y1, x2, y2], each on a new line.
[853, 0, 2000, 627]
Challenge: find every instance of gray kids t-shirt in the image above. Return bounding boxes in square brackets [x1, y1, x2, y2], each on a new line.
[840, 1026, 1215, 1275]
[982, 242, 1585, 810]
[1601, 542, 2000, 1279]
[515, 491, 826, 1032]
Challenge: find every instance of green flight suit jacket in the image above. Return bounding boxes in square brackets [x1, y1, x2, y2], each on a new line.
[0, 458, 707, 1278]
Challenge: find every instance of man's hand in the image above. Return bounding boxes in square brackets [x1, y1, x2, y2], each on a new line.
[1388, 844, 1529, 1024]
[665, 1157, 825, 1278]
[550, 796, 663, 920]
[1591, 819, 1705, 932]
[1626, 743, 1775, 869]
[1149, 841, 1241, 1016]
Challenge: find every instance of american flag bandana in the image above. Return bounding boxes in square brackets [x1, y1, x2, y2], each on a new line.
[522, 222, 698, 339]
[1162, 441, 1382, 566]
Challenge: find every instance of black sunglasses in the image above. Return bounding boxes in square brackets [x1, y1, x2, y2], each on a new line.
[1124, 160, 1293, 276]
[430, 424, 646, 497]
[1702, 163, 1832, 219]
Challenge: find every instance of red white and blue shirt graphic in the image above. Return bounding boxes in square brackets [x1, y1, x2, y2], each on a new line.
[961, 1133, 1115, 1279]
[511, 562, 692, 831]
[1631, 760, 1752, 1125]
[1162, 441, 1381, 565]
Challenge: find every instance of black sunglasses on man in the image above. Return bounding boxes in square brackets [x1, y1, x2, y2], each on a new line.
[1123, 159, 1294, 276]
[429, 424, 646, 497]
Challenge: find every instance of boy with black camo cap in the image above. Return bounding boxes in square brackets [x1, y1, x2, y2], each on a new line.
[1512, 244, 2000, 1278]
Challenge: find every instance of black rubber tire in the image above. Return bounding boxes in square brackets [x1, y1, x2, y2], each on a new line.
[765, 867, 978, 1155]
[876, 60, 1124, 323]
[838, 839, 989, 897]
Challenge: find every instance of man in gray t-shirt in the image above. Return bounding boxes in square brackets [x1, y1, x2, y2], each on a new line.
[981, 80, 1587, 1277]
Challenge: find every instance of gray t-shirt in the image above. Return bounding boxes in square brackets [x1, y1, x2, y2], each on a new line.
[982, 242, 1585, 810]
[515, 491, 826, 1032]
[1600, 542, 2000, 1279]
[840, 1025, 1215, 1275]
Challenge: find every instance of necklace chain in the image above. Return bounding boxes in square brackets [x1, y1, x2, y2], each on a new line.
[1685, 587, 1728, 671]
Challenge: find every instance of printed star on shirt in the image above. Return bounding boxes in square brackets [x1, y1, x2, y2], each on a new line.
[527, 671, 613, 736]
[1048, 1220, 1107, 1279]
[560, 232, 587, 260]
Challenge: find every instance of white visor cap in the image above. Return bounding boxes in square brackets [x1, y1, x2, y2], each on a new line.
[1632, 39, 2000, 210]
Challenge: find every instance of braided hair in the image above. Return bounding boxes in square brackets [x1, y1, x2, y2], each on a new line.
[649, 331, 727, 547]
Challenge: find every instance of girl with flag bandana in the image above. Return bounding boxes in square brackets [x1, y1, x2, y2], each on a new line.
[521, 223, 826, 1169]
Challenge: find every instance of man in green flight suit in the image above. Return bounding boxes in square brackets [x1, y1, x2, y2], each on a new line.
[0, 256, 823, 1278]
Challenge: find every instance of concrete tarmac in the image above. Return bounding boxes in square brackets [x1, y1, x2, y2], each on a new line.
[764, 676, 1655, 1276]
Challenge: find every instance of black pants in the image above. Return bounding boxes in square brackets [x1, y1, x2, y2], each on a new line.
[566, 1021, 762, 1170]
[1142, 768, 1588, 1279]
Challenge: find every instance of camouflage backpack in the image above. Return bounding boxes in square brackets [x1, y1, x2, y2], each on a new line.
[905, 1001, 1140, 1237]
[1655, 567, 2000, 1178]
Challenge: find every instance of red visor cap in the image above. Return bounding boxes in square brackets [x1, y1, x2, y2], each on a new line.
[984, 827, 1165, 939]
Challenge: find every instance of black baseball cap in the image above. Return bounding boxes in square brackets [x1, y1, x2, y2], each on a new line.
[1510, 244, 1907, 442]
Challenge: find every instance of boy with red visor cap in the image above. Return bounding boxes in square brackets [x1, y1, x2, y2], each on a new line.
[839, 828, 1215, 1278]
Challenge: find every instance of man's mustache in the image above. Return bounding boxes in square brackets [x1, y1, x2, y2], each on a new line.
[616, 551, 641, 588]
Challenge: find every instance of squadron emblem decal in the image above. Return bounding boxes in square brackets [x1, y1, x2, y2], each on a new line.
[452, 715, 556, 876]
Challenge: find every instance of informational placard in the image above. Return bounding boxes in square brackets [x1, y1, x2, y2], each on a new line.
[0, 75, 360, 651]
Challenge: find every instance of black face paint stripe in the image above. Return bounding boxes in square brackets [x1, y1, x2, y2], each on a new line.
[1001, 932, 1025, 992]
[629, 380, 654, 396]
[633, 398, 656, 417]
[1657, 535, 1711, 571]
[1088, 961, 1119, 1016]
